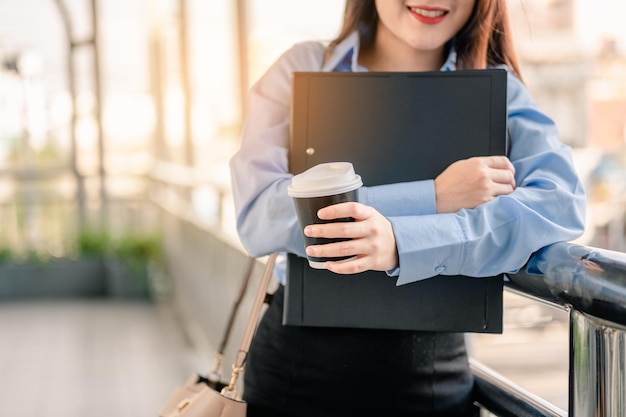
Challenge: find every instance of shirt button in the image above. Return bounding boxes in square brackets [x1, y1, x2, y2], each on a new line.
[435, 265, 446, 274]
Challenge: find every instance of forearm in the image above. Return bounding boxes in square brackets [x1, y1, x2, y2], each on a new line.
[233, 176, 306, 258]
[390, 178, 585, 285]
[229, 128, 306, 258]
[359, 180, 437, 216]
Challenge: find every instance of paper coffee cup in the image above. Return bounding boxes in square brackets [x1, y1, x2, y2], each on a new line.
[288, 162, 362, 269]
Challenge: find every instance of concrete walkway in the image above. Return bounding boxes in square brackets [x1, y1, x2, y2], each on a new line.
[0, 293, 570, 416]
[0, 299, 204, 417]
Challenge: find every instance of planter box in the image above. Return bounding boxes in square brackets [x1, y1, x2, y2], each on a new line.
[0, 257, 107, 299]
[0, 257, 155, 300]
[104, 257, 151, 299]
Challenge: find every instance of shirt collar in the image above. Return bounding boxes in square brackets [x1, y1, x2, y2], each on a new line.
[324, 30, 458, 72]
[440, 47, 457, 71]
[322, 31, 361, 72]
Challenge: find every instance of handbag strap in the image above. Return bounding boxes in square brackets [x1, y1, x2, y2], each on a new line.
[221, 252, 278, 399]
[208, 256, 256, 379]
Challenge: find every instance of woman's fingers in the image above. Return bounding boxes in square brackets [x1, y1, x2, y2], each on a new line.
[484, 155, 515, 172]
[304, 202, 369, 239]
[304, 202, 398, 273]
[305, 238, 363, 259]
[486, 156, 516, 188]
[317, 201, 369, 222]
[325, 256, 369, 275]
[435, 156, 516, 213]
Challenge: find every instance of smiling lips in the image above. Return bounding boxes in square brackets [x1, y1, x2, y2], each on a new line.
[408, 6, 448, 24]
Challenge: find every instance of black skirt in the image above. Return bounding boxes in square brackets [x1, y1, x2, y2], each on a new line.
[244, 285, 476, 417]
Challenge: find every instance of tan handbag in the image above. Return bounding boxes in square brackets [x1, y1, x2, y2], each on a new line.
[159, 253, 278, 417]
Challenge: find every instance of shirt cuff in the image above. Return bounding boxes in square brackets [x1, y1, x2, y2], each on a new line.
[386, 266, 400, 277]
[388, 213, 465, 285]
[358, 180, 436, 217]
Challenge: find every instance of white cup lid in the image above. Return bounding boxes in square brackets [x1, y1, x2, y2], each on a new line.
[288, 162, 362, 198]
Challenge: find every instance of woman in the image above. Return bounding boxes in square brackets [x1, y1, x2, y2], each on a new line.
[230, 1, 586, 416]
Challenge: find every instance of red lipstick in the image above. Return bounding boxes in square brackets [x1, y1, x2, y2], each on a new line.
[408, 6, 448, 25]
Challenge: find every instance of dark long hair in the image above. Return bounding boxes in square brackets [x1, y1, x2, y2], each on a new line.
[330, 0, 522, 79]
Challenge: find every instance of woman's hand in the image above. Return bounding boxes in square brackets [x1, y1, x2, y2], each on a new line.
[434, 156, 516, 213]
[304, 202, 398, 274]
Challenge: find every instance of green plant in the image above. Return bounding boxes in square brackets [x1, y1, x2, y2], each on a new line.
[75, 228, 163, 267]
[23, 249, 49, 264]
[107, 231, 165, 298]
[112, 231, 162, 270]
[0, 246, 13, 263]
[0, 245, 48, 265]
[76, 228, 111, 257]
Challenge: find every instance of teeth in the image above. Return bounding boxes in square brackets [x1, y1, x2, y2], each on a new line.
[410, 7, 446, 18]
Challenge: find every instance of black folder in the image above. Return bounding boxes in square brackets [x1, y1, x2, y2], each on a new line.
[285, 70, 508, 333]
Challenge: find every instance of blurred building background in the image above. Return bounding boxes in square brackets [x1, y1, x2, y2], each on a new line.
[1, 0, 624, 256]
[0, 0, 346, 254]
[0, 0, 624, 416]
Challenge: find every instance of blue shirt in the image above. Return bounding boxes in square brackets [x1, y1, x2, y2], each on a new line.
[230, 31, 586, 286]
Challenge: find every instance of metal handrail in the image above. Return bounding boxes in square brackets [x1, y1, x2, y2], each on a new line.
[508, 242, 626, 326]
[500, 242, 626, 417]
[471, 359, 567, 417]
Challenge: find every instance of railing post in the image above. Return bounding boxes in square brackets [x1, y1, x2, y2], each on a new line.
[570, 310, 626, 416]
